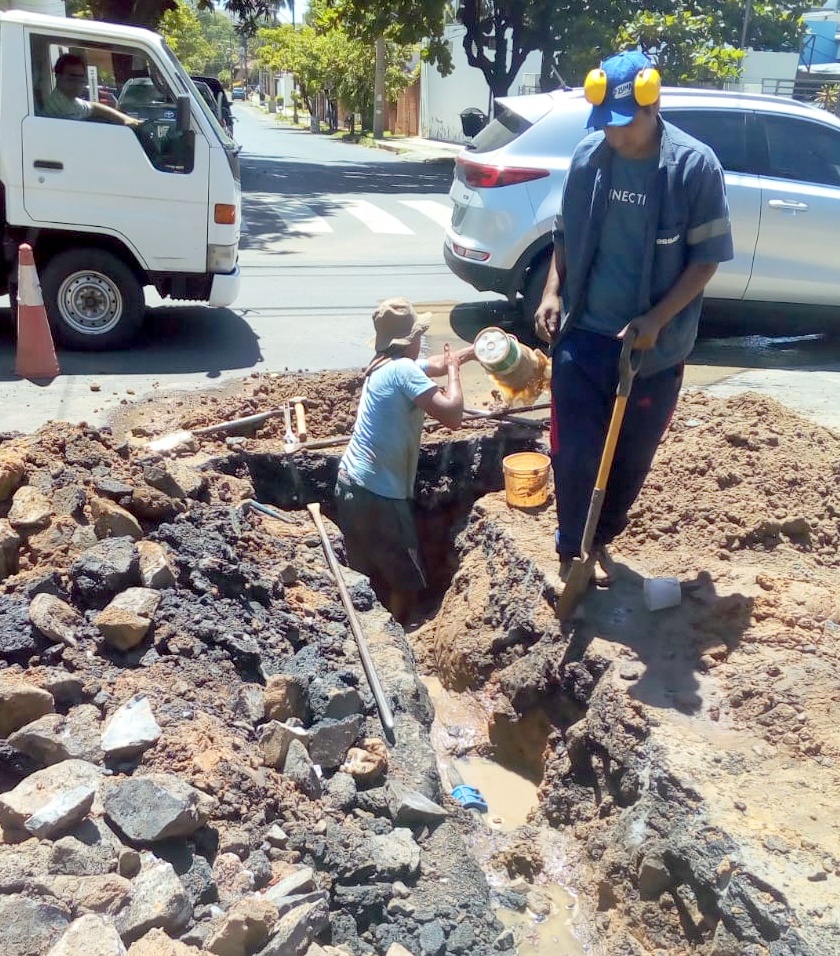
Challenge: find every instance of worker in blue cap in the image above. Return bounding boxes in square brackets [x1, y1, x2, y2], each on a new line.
[535, 50, 734, 586]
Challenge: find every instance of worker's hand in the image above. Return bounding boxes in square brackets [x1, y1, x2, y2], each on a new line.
[534, 293, 561, 343]
[619, 312, 664, 350]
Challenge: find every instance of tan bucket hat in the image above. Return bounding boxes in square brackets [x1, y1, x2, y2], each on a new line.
[369, 297, 432, 352]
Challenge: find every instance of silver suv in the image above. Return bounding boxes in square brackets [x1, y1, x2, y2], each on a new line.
[444, 88, 840, 335]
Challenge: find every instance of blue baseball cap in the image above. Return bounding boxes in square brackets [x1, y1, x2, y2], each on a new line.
[586, 51, 654, 130]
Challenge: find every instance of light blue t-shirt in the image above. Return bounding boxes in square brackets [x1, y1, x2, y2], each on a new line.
[581, 152, 659, 335]
[340, 358, 436, 499]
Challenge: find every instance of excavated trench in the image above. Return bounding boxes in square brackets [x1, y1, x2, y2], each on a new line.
[216, 432, 591, 953]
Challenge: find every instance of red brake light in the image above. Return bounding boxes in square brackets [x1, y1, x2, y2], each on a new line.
[457, 156, 550, 188]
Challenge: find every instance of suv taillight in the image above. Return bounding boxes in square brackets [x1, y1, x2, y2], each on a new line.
[457, 156, 550, 188]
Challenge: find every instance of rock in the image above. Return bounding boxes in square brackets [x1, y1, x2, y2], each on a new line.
[283, 739, 321, 799]
[129, 487, 184, 523]
[118, 853, 192, 942]
[205, 895, 279, 955]
[232, 684, 265, 724]
[0, 759, 104, 830]
[29, 594, 83, 647]
[52, 486, 86, 518]
[118, 848, 142, 879]
[0, 840, 52, 892]
[8, 486, 51, 531]
[144, 463, 206, 500]
[386, 784, 448, 827]
[308, 681, 364, 722]
[0, 453, 25, 502]
[264, 825, 288, 848]
[24, 785, 95, 839]
[0, 519, 22, 579]
[8, 704, 102, 765]
[213, 852, 255, 908]
[104, 775, 214, 843]
[268, 891, 329, 922]
[94, 477, 135, 500]
[264, 675, 308, 722]
[340, 738, 388, 785]
[101, 695, 162, 759]
[262, 866, 315, 906]
[386, 946, 418, 956]
[0, 677, 54, 737]
[48, 818, 125, 876]
[136, 541, 176, 588]
[47, 914, 127, 956]
[40, 672, 85, 706]
[418, 921, 446, 956]
[35, 873, 132, 917]
[71, 538, 141, 609]
[96, 588, 161, 651]
[127, 927, 202, 954]
[0, 894, 71, 955]
[307, 715, 363, 770]
[638, 852, 672, 900]
[91, 497, 143, 541]
[368, 829, 421, 881]
[324, 772, 357, 811]
[259, 721, 310, 769]
[254, 897, 329, 956]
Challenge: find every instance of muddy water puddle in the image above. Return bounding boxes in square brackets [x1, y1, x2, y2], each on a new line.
[423, 677, 586, 955]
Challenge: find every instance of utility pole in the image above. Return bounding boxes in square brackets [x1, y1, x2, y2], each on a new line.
[740, 0, 753, 49]
[373, 36, 386, 139]
[291, 0, 298, 125]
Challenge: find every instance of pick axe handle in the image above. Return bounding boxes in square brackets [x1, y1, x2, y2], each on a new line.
[306, 502, 395, 736]
[293, 402, 308, 443]
[193, 409, 283, 436]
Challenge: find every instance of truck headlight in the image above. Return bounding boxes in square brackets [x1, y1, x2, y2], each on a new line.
[207, 244, 238, 274]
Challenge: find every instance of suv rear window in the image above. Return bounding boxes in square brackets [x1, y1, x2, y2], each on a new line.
[662, 109, 749, 173]
[468, 105, 532, 154]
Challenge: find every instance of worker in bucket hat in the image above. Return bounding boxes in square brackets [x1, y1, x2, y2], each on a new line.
[335, 298, 476, 624]
[534, 50, 733, 588]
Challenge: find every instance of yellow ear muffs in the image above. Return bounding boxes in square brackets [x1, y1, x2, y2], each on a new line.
[584, 68, 608, 106]
[634, 67, 661, 107]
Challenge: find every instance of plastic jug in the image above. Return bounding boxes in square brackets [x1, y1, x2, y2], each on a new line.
[474, 327, 549, 405]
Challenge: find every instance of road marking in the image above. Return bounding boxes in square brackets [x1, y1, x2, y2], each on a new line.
[339, 199, 414, 234]
[281, 201, 333, 234]
[399, 199, 452, 228]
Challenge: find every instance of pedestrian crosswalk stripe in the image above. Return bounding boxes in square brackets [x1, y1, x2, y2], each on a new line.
[281, 200, 333, 234]
[399, 199, 452, 228]
[339, 199, 414, 234]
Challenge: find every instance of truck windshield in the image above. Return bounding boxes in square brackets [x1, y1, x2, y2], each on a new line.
[162, 42, 236, 150]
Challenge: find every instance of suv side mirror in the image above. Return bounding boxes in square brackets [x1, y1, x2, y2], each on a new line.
[176, 94, 191, 133]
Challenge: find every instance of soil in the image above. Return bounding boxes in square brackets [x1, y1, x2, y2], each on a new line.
[1, 372, 839, 955]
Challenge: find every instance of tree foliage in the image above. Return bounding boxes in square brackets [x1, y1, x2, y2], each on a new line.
[160, 1, 213, 72]
[257, 0, 418, 121]
[67, 0, 287, 33]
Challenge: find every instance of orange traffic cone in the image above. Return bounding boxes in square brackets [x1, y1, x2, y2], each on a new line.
[15, 243, 60, 381]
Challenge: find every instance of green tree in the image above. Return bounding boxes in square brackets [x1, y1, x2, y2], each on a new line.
[160, 1, 214, 72]
[67, 0, 287, 33]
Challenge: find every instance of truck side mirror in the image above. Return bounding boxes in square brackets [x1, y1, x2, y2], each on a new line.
[176, 94, 191, 133]
[215, 92, 224, 121]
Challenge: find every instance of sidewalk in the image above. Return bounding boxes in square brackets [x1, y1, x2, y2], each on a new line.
[369, 135, 464, 164]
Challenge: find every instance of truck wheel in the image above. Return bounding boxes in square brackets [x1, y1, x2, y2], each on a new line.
[40, 249, 145, 350]
[519, 254, 550, 347]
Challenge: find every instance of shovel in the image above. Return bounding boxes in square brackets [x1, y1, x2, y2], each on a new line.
[555, 331, 642, 622]
[282, 402, 296, 452]
[146, 409, 285, 452]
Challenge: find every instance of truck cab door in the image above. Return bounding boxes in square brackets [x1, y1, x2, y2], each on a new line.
[22, 32, 210, 275]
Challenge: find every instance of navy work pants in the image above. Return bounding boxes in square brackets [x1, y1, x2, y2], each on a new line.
[549, 328, 683, 559]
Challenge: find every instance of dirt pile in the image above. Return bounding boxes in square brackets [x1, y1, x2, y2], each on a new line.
[0, 378, 523, 956]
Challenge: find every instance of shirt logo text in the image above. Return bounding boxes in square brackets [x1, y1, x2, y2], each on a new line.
[609, 188, 647, 206]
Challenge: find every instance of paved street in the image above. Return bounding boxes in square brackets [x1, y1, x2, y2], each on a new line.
[1, 103, 840, 433]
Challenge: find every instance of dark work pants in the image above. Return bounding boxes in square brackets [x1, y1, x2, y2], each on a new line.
[550, 328, 683, 559]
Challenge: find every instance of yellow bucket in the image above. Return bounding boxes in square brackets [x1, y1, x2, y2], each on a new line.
[502, 452, 551, 508]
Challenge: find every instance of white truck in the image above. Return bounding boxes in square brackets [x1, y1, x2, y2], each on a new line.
[1, 9, 241, 349]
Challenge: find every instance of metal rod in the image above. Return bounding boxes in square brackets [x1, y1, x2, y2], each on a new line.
[306, 502, 395, 737]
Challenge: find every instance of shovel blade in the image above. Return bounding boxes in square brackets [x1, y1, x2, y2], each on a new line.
[555, 557, 595, 621]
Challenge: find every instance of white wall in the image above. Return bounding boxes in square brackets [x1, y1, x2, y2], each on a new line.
[728, 50, 800, 93]
[420, 23, 542, 143]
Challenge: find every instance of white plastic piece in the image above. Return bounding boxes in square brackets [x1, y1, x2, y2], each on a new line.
[643, 577, 682, 612]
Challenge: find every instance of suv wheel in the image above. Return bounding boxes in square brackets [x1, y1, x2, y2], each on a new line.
[41, 249, 145, 350]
